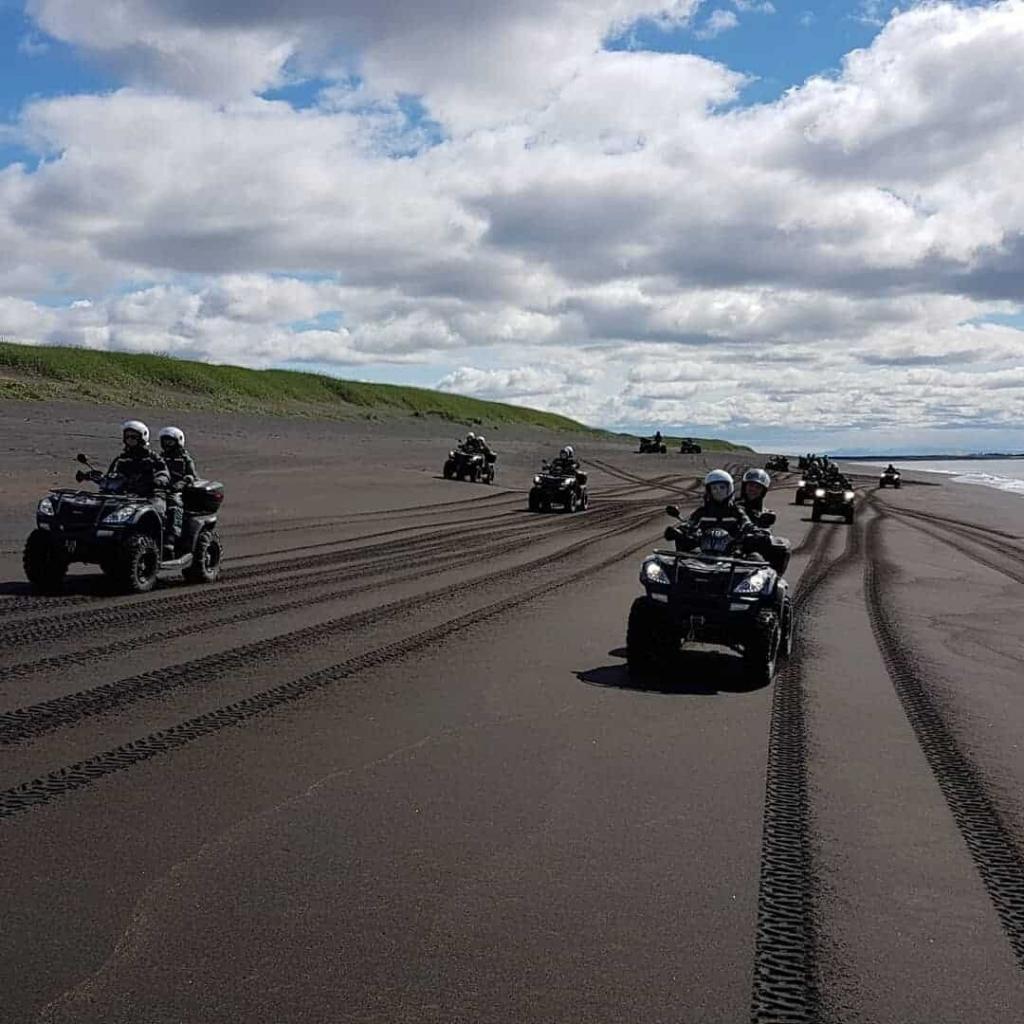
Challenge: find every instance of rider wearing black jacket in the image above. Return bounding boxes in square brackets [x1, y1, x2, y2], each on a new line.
[107, 420, 172, 552]
[159, 426, 198, 551]
[686, 469, 753, 535]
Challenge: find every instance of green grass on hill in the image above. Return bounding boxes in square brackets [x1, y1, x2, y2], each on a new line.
[0, 340, 749, 449]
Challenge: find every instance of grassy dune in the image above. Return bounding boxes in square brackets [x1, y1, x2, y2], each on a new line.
[0, 340, 749, 450]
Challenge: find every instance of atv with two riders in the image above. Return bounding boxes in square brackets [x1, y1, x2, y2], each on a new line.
[679, 438, 702, 454]
[443, 444, 496, 484]
[529, 461, 588, 513]
[24, 453, 224, 594]
[765, 454, 789, 472]
[626, 505, 793, 686]
[811, 477, 856, 523]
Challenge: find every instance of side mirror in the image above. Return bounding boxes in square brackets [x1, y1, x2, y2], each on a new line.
[75, 470, 86, 482]
[664, 526, 677, 541]
[76, 453, 89, 464]
[758, 511, 777, 528]
[665, 504, 680, 519]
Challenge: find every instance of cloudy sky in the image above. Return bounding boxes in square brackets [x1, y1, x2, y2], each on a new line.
[1, 0, 1023, 452]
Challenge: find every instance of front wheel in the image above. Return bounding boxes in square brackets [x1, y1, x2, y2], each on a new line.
[894, 482, 901, 489]
[528, 489, 541, 513]
[744, 611, 780, 685]
[845, 511, 855, 524]
[117, 533, 160, 593]
[184, 529, 222, 584]
[779, 600, 795, 659]
[626, 597, 677, 682]
[811, 507, 821, 522]
[443, 460, 454, 480]
[23, 529, 67, 593]
[795, 492, 804, 505]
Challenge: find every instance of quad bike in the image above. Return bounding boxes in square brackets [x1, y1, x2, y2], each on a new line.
[638, 436, 667, 454]
[794, 472, 820, 505]
[529, 465, 588, 513]
[765, 455, 790, 472]
[442, 446, 496, 484]
[679, 438, 702, 454]
[23, 454, 224, 594]
[811, 481, 855, 523]
[878, 469, 902, 489]
[625, 505, 793, 686]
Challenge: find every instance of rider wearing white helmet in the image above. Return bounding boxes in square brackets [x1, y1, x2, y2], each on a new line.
[159, 426, 199, 550]
[686, 469, 752, 535]
[106, 420, 172, 550]
[740, 467, 772, 514]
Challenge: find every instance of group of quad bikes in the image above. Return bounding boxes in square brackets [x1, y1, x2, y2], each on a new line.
[27, 433, 881, 690]
[792, 454, 857, 524]
[637, 434, 702, 454]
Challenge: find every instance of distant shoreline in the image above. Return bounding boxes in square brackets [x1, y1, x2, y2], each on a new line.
[837, 453, 1024, 462]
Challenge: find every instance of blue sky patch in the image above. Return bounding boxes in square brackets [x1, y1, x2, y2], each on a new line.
[607, 1, 883, 105]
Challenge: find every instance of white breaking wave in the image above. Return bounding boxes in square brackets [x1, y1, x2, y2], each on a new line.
[950, 472, 1024, 497]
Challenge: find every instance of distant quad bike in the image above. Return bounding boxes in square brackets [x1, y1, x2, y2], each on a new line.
[638, 436, 667, 454]
[678, 438, 702, 454]
[878, 468, 902, 489]
[793, 472, 820, 505]
[23, 454, 224, 594]
[529, 465, 588, 513]
[765, 455, 790, 472]
[626, 505, 793, 686]
[811, 481, 856, 524]
[443, 446, 495, 484]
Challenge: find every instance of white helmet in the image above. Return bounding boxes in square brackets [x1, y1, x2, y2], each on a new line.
[742, 467, 771, 490]
[478, 435, 486, 445]
[121, 419, 149, 444]
[466, 431, 476, 442]
[703, 468, 734, 503]
[559, 446, 570, 459]
[565, 445, 575, 459]
[159, 426, 185, 448]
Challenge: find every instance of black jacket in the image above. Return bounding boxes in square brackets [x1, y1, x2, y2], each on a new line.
[163, 447, 198, 488]
[106, 447, 170, 498]
[687, 499, 752, 535]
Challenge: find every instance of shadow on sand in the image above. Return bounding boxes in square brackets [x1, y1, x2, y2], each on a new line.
[577, 647, 769, 696]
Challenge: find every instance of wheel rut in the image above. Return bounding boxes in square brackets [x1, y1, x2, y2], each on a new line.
[0, 516, 662, 819]
[864, 513, 1024, 970]
[750, 516, 862, 1023]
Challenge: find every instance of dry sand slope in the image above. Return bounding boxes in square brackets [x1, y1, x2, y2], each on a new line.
[1, 400, 1023, 1023]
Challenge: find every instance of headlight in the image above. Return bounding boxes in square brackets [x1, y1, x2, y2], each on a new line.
[533, 475, 541, 485]
[798, 479, 806, 487]
[733, 568, 772, 595]
[37, 497, 54, 516]
[641, 559, 671, 586]
[449, 450, 455, 458]
[815, 488, 826, 498]
[844, 491, 854, 500]
[102, 504, 139, 524]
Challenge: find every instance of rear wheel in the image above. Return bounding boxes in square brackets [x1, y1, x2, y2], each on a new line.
[744, 611, 780, 685]
[23, 529, 67, 593]
[117, 533, 160, 593]
[184, 529, 222, 584]
[626, 597, 677, 682]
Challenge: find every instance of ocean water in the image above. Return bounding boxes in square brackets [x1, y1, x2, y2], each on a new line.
[876, 458, 1024, 497]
